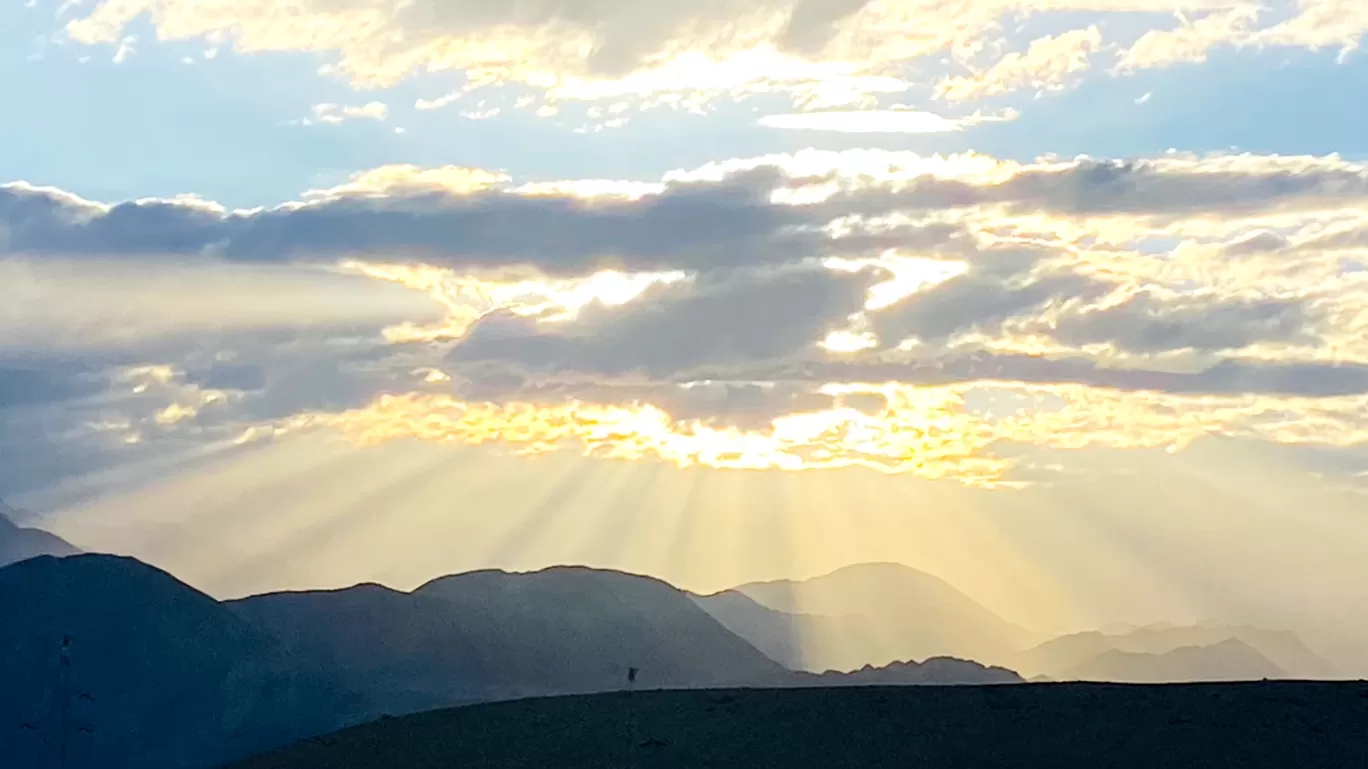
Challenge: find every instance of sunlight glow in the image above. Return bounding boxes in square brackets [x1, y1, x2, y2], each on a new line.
[0, 257, 444, 349]
[266, 380, 1368, 488]
[343, 261, 691, 343]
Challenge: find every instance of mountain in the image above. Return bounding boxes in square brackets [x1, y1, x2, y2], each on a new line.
[228, 682, 1368, 769]
[700, 562, 1036, 671]
[229, 566, 792, 713]
[803, 656, 1022, 686]
[1015, 624, 1334, 680]
[0, 555, 1022, 769]
[1114, 623, 1334, 679]
[0, 554, 356, 769]
[0, 500, 81, 567]
[688, 589, 813, 669]
[1058, 639, 1287, 683]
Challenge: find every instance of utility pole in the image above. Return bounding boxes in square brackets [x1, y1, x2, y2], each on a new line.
[624, 666, 639, 769]
[57, 635, 70, 769]
[17, 635, 93, 769]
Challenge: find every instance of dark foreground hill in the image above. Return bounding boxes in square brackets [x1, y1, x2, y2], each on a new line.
[230, 681, 1368, 769]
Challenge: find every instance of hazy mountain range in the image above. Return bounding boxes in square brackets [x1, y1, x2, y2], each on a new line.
[693, 562, 1038, 672]
[689, 563, 1334, 682]
[0, 516, 1343, 769]
[0, 499, 80, 568]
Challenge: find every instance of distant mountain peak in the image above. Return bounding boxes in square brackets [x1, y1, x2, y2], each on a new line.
[0, 502, 81, 568]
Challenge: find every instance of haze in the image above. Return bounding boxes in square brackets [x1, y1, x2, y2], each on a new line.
[6, 0, 1368, 689]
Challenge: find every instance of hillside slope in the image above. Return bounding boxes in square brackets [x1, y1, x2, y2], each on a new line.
[228, 681, 1368, 769]
[229, 566, 791, 712]
[0, 555, 355, 769]
[0, 501, 80, 567]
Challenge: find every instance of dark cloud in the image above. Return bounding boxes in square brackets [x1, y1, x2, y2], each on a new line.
[1, 171, 833, 275]
[183, 362, 268, 392]
[448, 266, 882, 377]
[1050, 291, 1313, 354]
[7, 156, 1368, 277]
[0, 361, 105, 409]
[827, 158, 1368, 219]
[779, 0, 874, 54]
[762, 353, 1368, 398]
[869, 260, 1106, 346]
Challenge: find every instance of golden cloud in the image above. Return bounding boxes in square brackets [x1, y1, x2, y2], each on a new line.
[287, 382, 1368, 487]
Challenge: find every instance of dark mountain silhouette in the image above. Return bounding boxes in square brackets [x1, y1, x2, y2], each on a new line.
[0, 500, 81, 567]
[1015, 623, 1333, 681]
[802, 656, 1022, 686]
[700, 562, 1036, 670]
[228, 682, 1368, 769]
[228, 566, 793, 712]
[1, 555, 1018, 769]
[0, 554, 356, 769]
[1058, 639, 1287, 683]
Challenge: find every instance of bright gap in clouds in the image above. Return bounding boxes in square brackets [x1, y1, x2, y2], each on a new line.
[0, 257, 446, 350]
[344, 261, 693, 343]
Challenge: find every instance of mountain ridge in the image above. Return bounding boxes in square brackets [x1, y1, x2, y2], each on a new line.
[0, 553, 1021, 769]
[698, 561, 1037, 671]
[0, 499, 81, 568]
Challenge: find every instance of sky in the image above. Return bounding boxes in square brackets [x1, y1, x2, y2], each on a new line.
[5, 0, 1368, 640]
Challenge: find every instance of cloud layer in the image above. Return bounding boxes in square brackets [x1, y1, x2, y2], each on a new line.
[58, 0, 1368, 114]
[6, 144, 1368, 490]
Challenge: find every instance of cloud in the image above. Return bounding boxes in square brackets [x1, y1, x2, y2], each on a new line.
[758, 107, 1018, 133]
[286, 378, 1368, 487]
[0, 362, 105, 409]
[302, 101, 390, 125]
[1048, 289, 1313, 355]
[447, 265, 883, 377]
[112, 35, 136, 63]
[10, 146, 1368, 488]
[1115, 7, 1260, 73]
[7, 152, 1368, 278]
[935, 26, 1103, 101]
[0, 256, 444, 351]
[46, 0, 1368, 126]
[869, 265, 1107, 348]
[61, 0, 940, 103]
[1252, 0, 1368, 54]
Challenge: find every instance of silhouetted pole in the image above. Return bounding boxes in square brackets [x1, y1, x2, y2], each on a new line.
[57, 636, 70, 769]
[625, 666, 639, 769]
[19, 635, 93, 769]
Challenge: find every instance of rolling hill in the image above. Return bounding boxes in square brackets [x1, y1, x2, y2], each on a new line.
[227, 682, 1368, 769]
